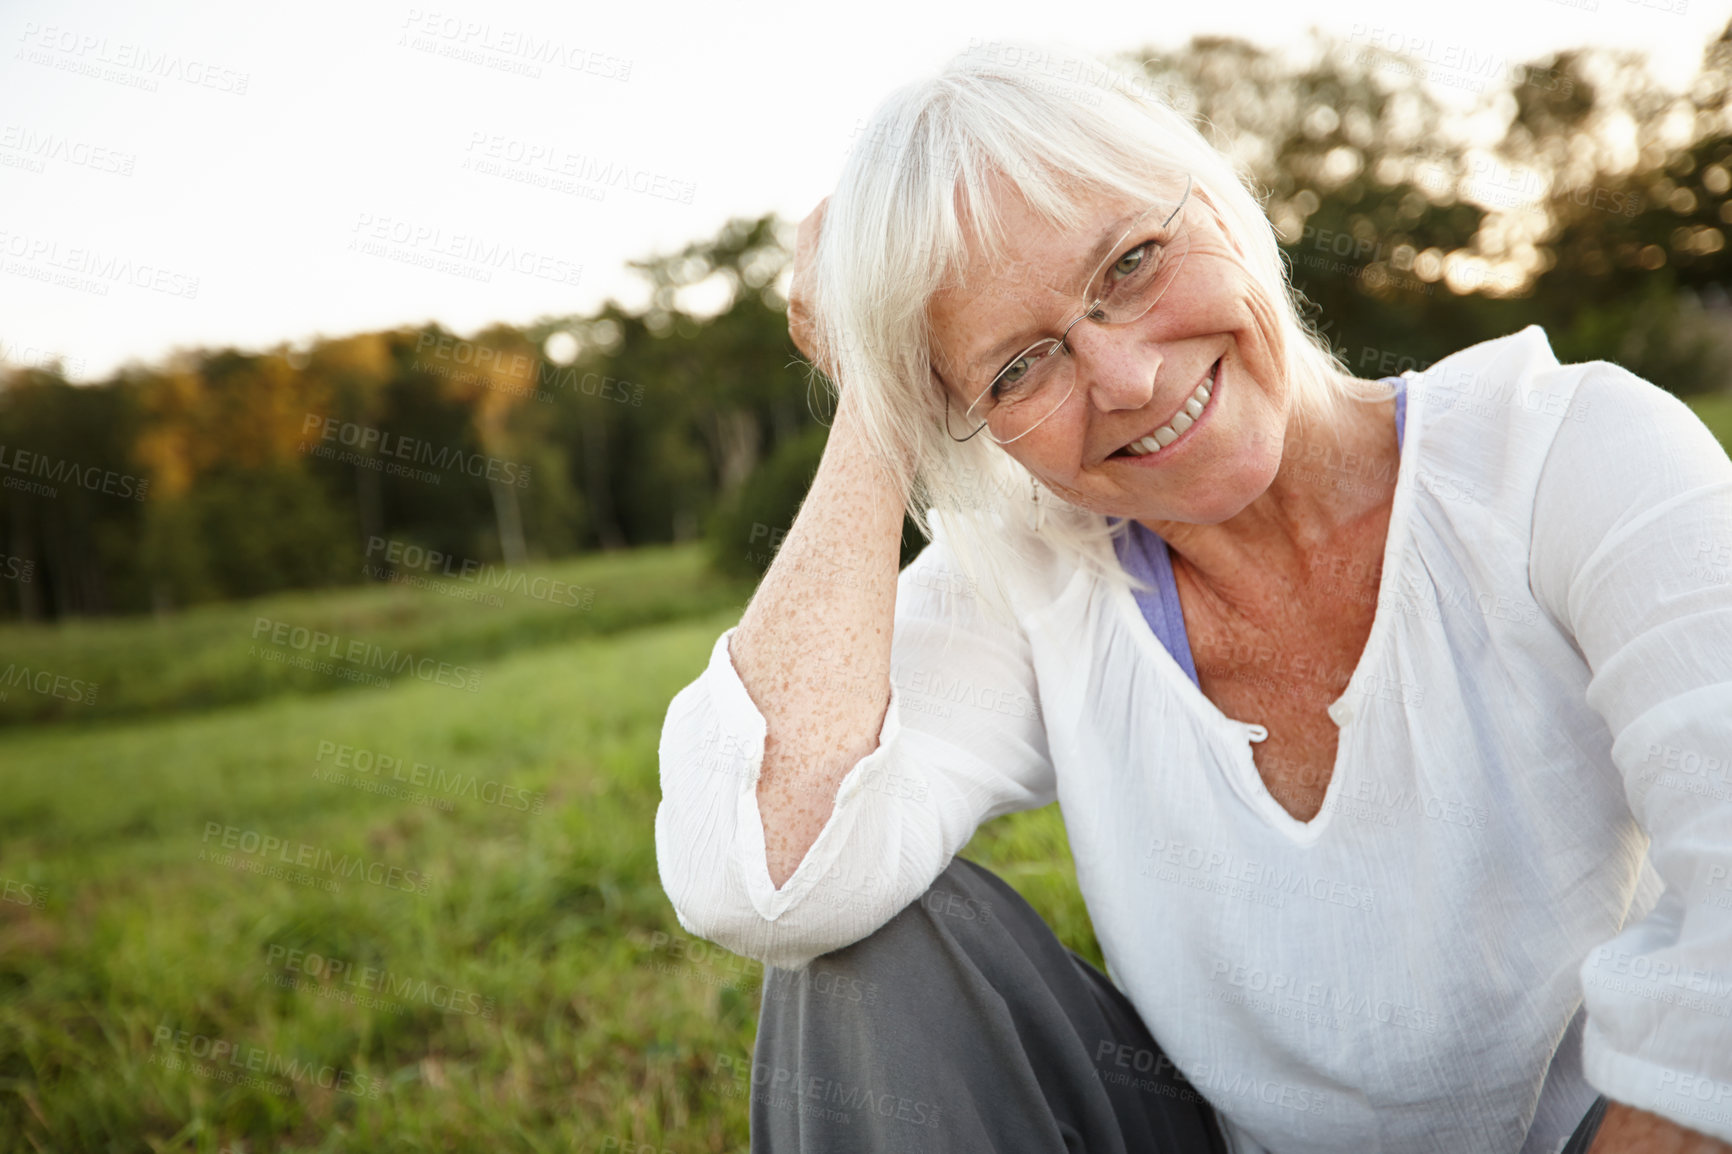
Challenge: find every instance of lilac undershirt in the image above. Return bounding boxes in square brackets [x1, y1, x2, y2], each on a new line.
[1109, 376, 1407, 689]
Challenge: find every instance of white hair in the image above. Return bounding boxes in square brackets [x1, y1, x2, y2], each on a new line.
[808, 39, 1393, 631]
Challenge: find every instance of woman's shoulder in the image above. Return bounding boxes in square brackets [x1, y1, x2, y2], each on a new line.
[1398, 327, 1732, 560]
[1411, 325, 1714, 453]
[900, 506, 1083, 629]
[1404, 324, 1571, 421]
[1402, 326, 1649, 494]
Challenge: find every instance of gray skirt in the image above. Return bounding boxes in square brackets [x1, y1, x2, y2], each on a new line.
[747, 854, 1610, 1153]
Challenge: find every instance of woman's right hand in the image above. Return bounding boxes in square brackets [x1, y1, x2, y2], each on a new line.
[786, 197, 830, 375]
[786, 197, 916, 484]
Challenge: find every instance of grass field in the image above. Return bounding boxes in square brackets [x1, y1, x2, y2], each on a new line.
[0, 544, 1095, 1153]
[4, 399, 1726, 1151]
[0, 545, 753, 728]
[1689, 393, 1732, 449]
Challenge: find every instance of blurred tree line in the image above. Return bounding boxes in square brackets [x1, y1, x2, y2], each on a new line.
[4, 27, 1732, 622]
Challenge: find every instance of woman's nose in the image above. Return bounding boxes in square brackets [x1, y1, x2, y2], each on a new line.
[1066, 321, 1161, 412]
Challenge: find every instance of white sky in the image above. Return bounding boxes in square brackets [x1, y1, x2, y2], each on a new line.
[2, 0, 1727, 382]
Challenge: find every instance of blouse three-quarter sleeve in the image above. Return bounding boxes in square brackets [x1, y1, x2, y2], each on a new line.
[1528, 362, 1732, 1143]
[654, 520, 1059, 971]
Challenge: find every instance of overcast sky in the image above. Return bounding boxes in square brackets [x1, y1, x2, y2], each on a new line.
[3, 0, 1728, 382]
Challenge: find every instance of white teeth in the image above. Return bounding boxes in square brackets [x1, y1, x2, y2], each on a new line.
[1117, 360, 1220, 456]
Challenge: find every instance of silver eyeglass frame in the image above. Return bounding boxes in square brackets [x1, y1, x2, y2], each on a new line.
[944, 173, 1195, 446]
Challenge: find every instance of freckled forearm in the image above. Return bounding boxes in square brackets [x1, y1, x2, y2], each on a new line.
[1587, 1101, 1732, 1154]
[732, 392, 914, 890]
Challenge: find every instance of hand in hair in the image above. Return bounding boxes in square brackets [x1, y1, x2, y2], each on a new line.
[787, 197, 831, 375]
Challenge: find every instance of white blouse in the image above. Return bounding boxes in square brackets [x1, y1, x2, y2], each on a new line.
[655, 326, 1732, 1153]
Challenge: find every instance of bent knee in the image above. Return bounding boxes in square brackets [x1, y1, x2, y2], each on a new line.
[773, 856, 1042, 985]
[910, 858, 1004, 930]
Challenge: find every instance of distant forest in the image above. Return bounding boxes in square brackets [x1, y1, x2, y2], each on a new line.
[6, 28, 1732, 620]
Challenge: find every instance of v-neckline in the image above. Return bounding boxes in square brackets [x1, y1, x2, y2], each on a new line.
[1107, 377, 1416, 842]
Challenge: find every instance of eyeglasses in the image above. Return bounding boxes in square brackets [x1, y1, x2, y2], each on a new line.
[944, 175, 1194, 445]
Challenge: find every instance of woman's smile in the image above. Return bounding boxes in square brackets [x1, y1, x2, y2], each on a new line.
[1103, 354, 1224, 465]
[926, 175, 1304, 528]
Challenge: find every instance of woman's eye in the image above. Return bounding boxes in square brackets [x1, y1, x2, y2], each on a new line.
[1112, 244, 1149, 280]
[997, 357, 1034, 391]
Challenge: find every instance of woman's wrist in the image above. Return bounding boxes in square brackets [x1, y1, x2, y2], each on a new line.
[825, 386, 918, 503]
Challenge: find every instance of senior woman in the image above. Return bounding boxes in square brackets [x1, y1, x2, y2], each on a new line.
[655, 42, 1732, 1154]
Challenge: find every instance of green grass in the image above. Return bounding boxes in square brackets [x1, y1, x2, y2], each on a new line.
[0, 545, 755, 728]
[1, 612, 762, 1151]
[0, 556, 1091, 1153]
[9, 396, 1727, 1150]
[1687, 393, 1732, 452]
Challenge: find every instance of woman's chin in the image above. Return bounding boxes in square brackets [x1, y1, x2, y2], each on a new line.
[1101, 462, 1272, 526]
